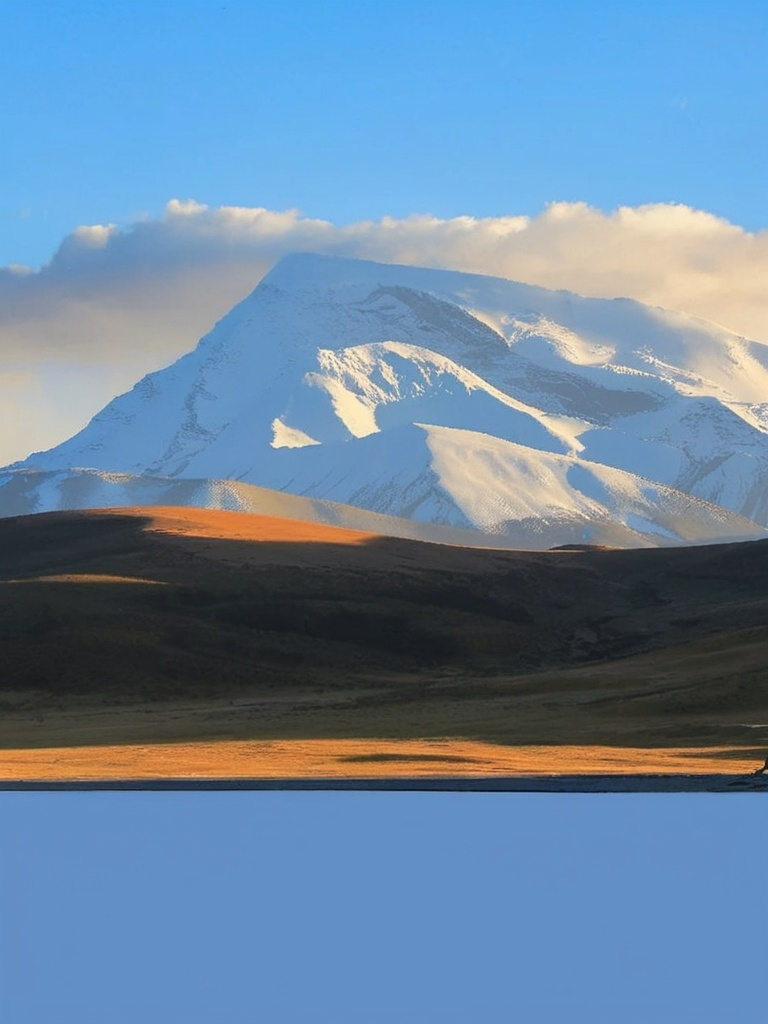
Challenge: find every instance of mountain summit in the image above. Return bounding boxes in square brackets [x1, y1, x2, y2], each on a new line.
[3, 253, 768, 548]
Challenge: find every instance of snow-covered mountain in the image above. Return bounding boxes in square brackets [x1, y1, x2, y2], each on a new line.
[4, 253, 768, 548]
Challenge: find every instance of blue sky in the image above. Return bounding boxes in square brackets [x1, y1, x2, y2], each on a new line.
[2, 0, 767, 269]
[2, 2, 767, 1020]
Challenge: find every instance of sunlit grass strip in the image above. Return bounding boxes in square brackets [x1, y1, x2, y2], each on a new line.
[0, 739, 761, 781]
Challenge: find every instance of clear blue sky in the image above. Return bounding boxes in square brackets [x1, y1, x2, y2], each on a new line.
[1, 0, 767, 267]
[2, 2, 767, 1019]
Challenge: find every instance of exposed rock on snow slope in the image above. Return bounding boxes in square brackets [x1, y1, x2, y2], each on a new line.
[4, 254, 768, 547]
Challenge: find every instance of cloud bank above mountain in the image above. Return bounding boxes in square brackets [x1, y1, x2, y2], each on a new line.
[2, 198, 767, 464]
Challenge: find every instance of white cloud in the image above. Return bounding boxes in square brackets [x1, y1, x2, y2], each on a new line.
[1, 198, 767, 465]
[72, 223, 118, 247]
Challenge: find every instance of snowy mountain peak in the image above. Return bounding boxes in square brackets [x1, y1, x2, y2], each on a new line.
[4, 254, 768, 548]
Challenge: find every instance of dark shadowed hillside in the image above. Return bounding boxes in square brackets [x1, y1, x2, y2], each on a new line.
[1, 507, 766, 755]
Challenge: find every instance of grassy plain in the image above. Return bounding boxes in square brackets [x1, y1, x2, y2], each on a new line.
[1, 507, 766, 781]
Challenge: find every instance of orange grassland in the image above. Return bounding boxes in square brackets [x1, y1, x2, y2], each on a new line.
[0, 738, 762, 783]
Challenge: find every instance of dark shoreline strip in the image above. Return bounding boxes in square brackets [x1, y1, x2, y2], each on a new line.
[2, 774, 767, 793]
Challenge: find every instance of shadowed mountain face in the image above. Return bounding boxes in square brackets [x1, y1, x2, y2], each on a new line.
[3, 254, 768, 548]
[2, 508, 766, 752]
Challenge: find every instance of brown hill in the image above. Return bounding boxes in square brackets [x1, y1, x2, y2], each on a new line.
[1, 507, 767, 774]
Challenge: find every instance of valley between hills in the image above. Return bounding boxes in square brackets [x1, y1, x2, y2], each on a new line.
[1, 506, 766, 783]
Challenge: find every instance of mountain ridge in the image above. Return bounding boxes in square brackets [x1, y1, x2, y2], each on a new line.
[4, 253, 767, 548]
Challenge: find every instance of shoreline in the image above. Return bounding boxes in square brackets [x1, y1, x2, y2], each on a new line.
[3, 774, 767, 793]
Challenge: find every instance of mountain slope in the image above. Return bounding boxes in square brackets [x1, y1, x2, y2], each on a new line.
[4, 254, 768, 547]
[4, 424, 763, 549]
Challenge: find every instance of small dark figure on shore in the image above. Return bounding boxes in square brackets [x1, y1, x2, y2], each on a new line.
[753, 754, 768, 776]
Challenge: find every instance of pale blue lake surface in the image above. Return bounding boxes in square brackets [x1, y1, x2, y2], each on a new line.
[1, 792, 765, 1023]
